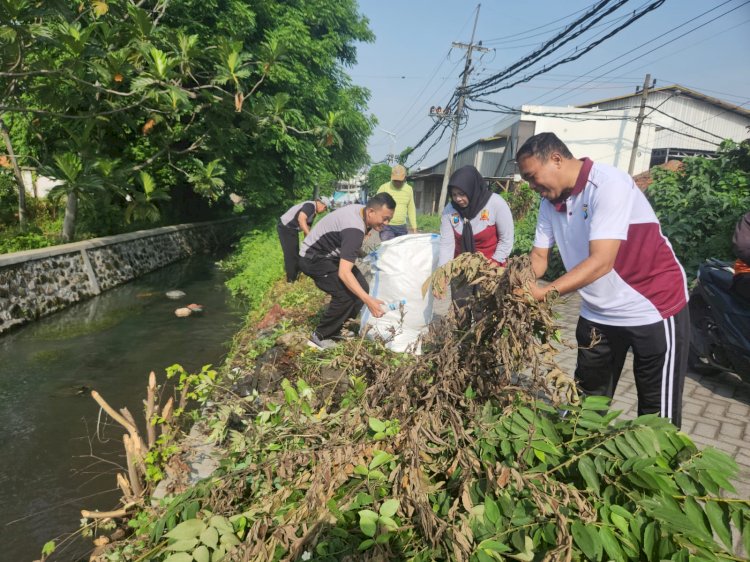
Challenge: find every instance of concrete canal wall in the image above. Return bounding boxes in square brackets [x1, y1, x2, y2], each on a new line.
[0, 219, 245, 334]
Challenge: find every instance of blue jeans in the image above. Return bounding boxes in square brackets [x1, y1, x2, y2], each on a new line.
[379, 224, 408, 241]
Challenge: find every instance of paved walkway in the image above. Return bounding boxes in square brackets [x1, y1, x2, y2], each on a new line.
[553, 294, 750, 498]
[431, 288, 750, 496]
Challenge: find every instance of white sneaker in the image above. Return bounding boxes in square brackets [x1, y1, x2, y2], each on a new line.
[307, 333, 336, 350]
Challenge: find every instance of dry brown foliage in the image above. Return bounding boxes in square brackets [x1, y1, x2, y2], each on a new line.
[191, 254, 579, 561]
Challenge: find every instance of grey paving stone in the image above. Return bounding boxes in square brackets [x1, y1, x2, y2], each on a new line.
[681, 401, 706, 416]
[723, 409, 750, 425]
[682, 393, 708, 405]
[711, 440, 739, 456]
[703, 410, 737, 424]
[718, 422, 745, 440]
[728, 402, 750, 417]
[692, 385, 719, 397]
[690, 434, 719, 449]
[705, 434, 750, 453]
[704, 402, 728, 417]
[735, 451, 750, 466]
[681, 419, 696, 434]
[551, 292, 750, 499]
[693, 421, 720, 440]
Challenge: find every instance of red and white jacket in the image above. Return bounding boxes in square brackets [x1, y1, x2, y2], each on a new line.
[439, 193, 514, 266]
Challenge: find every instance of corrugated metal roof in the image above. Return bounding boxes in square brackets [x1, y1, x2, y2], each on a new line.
[577, 84, 750, 118]
[417, 136, 508, 177]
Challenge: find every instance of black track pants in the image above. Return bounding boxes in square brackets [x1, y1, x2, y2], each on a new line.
[277, 222, 301, 283]
[574, 306, 690, 428]
[299, 256, 368, 339]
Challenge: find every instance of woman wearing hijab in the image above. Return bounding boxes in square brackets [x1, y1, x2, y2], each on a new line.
[439, 165, 514, 265]
[438, 165, 514, 307]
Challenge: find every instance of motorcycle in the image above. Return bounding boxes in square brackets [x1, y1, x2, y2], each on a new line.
[688, 258, 750, 383]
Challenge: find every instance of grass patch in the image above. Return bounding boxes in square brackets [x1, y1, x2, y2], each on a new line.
[417, 213, 441, 233]
[222, 223, 285, 314]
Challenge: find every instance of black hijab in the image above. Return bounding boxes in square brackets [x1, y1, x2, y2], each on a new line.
[449, 165, 492, 254]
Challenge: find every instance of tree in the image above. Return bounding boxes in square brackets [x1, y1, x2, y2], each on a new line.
[0, 0, 375, 241]
[0, 117, 27, 230]
[44, 152, 105, 242]
[397, 146, 413, 165]
[125, 171, 171, 224]
[365, 163, 393, 193]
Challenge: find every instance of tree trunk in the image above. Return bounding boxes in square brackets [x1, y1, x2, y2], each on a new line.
[62, 191, 78, 242]
[0, 117, 28, 231]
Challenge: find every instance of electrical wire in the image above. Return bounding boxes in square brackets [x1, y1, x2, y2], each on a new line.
[487, 11, 632, 50]
[407, 120, 453, 169]
[404, 91, 459, 156]
[524, 0, 742, 107]
[392, 55, 463, 140]
[654, 124, 722, 146]
[482, 2, 602, 44]
[399, 0, 744, 170]
[389, 49, 453, 135]
[467, 0, 667, 100]
[656, 81, 750, 104]
[469, 97, 736, 141]
[467, 0, 634, 95]
[404, 1, 640, 168]
[645, 106, 727, 141]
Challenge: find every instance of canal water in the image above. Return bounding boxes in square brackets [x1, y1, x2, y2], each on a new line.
[0, 255, 245, 561]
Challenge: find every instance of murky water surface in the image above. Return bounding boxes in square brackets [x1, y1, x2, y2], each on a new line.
[0, 256, 245, 561]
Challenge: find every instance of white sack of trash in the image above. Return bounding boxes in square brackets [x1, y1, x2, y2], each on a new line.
[359, 233, 439, 354]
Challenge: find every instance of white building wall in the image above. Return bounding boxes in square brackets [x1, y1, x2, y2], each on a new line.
[34, 175, 63, 198]
[494, 105, 655, 175]
[585, 91, 749, 151]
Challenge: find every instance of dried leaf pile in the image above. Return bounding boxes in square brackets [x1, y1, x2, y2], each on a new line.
[106, 254, 750, 562]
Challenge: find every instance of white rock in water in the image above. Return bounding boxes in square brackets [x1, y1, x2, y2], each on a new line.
[166, 290, 186, 300]
[175, 307, 192, 317]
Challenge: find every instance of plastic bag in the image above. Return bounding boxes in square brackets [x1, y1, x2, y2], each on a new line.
[360, 233, 440, 353]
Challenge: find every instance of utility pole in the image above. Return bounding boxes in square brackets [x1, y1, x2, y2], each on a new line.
[435, 4, 489, 216]
[628, 73, 652, 176]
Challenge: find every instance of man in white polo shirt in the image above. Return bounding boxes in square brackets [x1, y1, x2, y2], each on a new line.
[517, 132, 690, 428]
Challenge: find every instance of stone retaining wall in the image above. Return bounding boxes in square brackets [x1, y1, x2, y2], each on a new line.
[0, 219, 245, 334]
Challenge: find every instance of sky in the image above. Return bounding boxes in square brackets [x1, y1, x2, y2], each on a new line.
[349, 0, 750, 169]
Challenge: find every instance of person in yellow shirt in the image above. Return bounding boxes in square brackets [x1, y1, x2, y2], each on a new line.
[376, 164, 417, 240]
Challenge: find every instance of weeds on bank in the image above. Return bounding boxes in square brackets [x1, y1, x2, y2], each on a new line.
[84, 254, 750, 562]
[223, 225, 285, 313]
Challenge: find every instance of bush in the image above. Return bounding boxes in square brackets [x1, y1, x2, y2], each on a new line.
[0, 172, 19, 225]
[0, 229, 55, 254]
[97, 255, 750, 562]
[502, 183, 539, 256]
[417, 213, 441, 233]
[223, 221, 284, 313]
[647, 140, 750, 277]
[365, 164, 392, 193]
